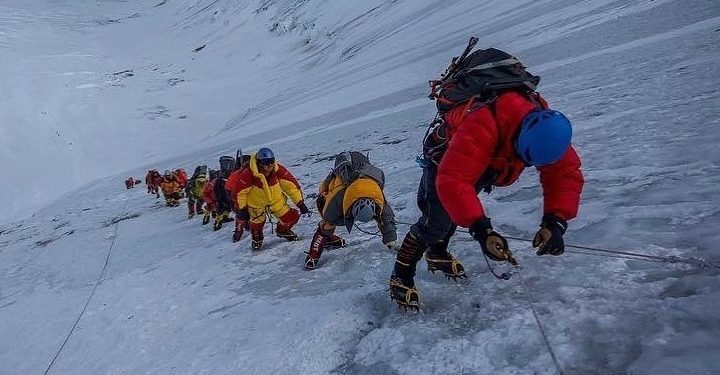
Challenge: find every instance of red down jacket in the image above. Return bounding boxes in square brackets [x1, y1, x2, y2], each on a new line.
[203, 178, 217, 211]
[436, 91, 583, 228]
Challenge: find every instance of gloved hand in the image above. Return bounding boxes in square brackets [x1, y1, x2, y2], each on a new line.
[469, 216, 516, 264]
[297, 201, 311, 216]
[382, 231, 397, 251]
[237, 207, 250, 222]
[533, 214, 567, 256]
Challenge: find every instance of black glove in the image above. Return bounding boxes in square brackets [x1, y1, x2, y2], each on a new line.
[297, 201, 311, 216]
[237, 207, 250, 222]
[469, 216, 516, 264]
[533, 214, 567, 256]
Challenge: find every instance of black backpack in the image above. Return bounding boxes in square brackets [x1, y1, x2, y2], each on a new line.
[429, 37, 540, 114]
[328, 151, 385, 188]
[219, 156, 236, 178]
[191, 165, 208, 180]
[421, 37, 541, 166]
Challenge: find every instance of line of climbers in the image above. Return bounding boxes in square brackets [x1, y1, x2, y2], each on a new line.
[141, 150, 397, 267]
[134, 38, 584, 310]
[143, 168, 188, 206]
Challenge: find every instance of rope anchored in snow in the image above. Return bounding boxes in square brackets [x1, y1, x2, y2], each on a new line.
[517, 272, 565, 375]
[43, 203, 128, 375]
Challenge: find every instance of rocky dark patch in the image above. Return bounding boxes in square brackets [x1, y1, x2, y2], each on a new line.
[112, 69, 134, 77]
[378, 138, 405, 145]
[167, 78, 185, 86]
[103, 213, 141, 227]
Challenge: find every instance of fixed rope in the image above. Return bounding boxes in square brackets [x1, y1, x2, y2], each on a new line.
[391, 218, 564, 370]
[389, 217, 720, 375]
[517, 272, 564, 375]
[393, 219, 718, 269]
[43, 203, 127, 375]
[353, 222, 381, 236]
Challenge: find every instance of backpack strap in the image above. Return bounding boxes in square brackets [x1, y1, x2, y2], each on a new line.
[525, 92, 547, 109]
[464, 57, 521, 73]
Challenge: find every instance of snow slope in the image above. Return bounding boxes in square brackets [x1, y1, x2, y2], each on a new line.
[1, 0, 719, 374]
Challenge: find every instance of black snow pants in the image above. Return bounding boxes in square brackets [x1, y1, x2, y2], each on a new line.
[394, 166, 456, 283]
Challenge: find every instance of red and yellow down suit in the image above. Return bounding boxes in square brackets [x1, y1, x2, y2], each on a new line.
[159, 177, 182, 206]
[174, 169, 188, 189]
[234, 153, 304, 232]
[145, 170, 162, 194]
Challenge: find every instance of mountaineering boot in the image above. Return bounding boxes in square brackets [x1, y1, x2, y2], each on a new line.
[233, 219, 245, 243]
[213, 216, 223, 231]
[276, 228, 299, 241]
[425, 253, 466, 280]
[275, 209, 301, 242]
[188, 202, 196, 219]
[324, 234, 347, 250]
[251, 227, 264, 251]
[232, 230, 243, 242]
[304, 230, 328, 270]
[389, 274, 419, 311]
[213, 213, 231, 231]
[389, 232, 427, 309]
[425, 240, 466, 281]
[202, 212, 211, 225]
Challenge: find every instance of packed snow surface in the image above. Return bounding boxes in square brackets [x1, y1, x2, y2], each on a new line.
[1, 0, 719, 374]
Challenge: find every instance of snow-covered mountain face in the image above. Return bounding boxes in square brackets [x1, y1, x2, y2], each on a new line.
[1, 0, 719, 374]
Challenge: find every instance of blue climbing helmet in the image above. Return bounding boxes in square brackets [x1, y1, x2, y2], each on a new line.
[256, 147, 275, 165]
[516, 109, 573, 166]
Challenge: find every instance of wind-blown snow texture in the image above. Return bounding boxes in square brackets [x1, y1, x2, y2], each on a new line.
[1, 0, 719, 374]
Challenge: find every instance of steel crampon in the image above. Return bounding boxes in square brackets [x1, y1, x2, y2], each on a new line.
[389, 277, 420, 311]
[426, 256, 467, 281]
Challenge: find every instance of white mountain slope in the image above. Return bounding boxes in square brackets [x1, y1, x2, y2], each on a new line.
[1, 0, 719, 374]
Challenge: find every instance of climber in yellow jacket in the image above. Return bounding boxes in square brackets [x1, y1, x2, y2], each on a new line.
[234, 148, 310, 250]
[304, 151, 397, 269]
